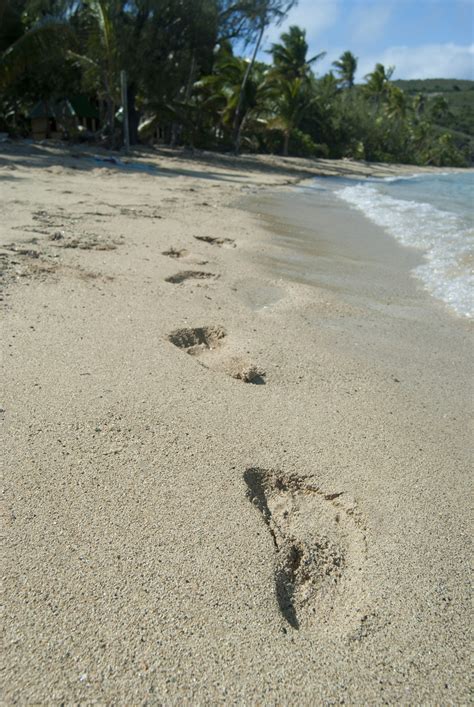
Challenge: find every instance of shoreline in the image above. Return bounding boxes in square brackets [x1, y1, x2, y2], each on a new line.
[2, 145, 472, 703]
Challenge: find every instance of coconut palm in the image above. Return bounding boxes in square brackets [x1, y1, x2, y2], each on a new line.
[68, 0, 120, 140]
[332, 50, 357, 89]
[0, 0, 120, 139]
[363, 63, 394, 108]
[198, 49, 265, 145]
[270, 25, 326, 81]
[266, 75, 316, 155]
[231, 0, 296, 153]
[0, 15, 74, 91]
[385, 85, 407, 121]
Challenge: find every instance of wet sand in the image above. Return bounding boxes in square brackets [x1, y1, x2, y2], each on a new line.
[1, 143, 472, 703]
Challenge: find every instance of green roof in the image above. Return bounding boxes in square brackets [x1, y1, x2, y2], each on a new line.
[29, 96, 99, 120]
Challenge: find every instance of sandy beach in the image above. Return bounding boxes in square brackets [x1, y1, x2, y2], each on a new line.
[1, 143, 472, 703]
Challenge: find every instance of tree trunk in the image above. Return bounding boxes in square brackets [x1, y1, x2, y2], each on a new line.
[105, 98, 115, 147]
[184, 53, 197, 147]
[127, 84, 140, 145]
[170, 122, 182, 147]
[234, 110, 247, 154]
[43, 100, 50, 139]
[185, 53, 197, 102]
[283, 131, 290, 156]
[232, 21, 265, 155]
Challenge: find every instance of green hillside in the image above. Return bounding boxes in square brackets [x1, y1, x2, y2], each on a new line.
[393, 79, 474, 148]
[393, 78, 474, 94]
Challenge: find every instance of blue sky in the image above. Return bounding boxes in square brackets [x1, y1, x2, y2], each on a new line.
[261, 0, 474, 80]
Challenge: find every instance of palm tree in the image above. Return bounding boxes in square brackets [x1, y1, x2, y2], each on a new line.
[266, 75, 316, 155]
[0, 8, 78, 137]
[231, 0, 296, 153]
[363, 63, 394, 109]
[0, 0, 120, 140]
[197, 49, 265, 145]
[68, 0, 120, 141]
[263, 25, 324, 156]
[0, 15, 74, 92]
[270, 25, 326, 81]
[385, 85, 407, 121]
[332, 50, 357, 89]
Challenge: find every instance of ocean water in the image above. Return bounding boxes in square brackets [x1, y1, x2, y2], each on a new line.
[311, 172, 473, 318]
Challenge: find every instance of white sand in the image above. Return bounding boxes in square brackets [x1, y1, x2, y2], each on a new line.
[1, 143, 472, 703]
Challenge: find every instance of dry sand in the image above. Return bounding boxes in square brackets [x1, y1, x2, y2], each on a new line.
[1, 143, 472, 703]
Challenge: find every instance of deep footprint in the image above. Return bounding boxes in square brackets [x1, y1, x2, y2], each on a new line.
[194, 235, 235, 247]
[244, 468, 367, 630]
[167, 329, 266, 384]
[162, 248, 188, 258]
[165, 270, 218, 284]
[168, 326, 226, 355]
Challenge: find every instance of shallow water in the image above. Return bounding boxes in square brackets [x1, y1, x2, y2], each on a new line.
[311, 172, 473, 318]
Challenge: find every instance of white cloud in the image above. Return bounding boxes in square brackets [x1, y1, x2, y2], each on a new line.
[357, 43, 474, 80]
[263, 0, 341, 49]
[348, 1, 394, 46]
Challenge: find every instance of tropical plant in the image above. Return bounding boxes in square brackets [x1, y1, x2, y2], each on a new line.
[231, 0, 296, 152]
[269, 25, 325, 82]
[266, 75, 316, 155]
[197, 48, 265, 145]
[385, 85, 407, 121]
[68, 0, 121, 140]
[332, 50, 357, 89]
[363, 63, 394, 108]
[0, 1, 470, 166]
[429, 95, 451, 122]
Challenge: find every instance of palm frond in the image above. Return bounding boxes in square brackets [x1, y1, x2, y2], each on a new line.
[0, 16, 74, 88]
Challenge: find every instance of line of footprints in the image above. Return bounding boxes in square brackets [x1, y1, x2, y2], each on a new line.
[165, 236, 265, 385]
[164, 236, 369, 632]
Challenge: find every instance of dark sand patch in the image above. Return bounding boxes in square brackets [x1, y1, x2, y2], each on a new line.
[194, 235, 235, 248]
[165, 270, 218, 284]
[162, 248, 189, 259]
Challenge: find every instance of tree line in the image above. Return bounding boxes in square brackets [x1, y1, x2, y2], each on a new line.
[0, 0, 470, 166]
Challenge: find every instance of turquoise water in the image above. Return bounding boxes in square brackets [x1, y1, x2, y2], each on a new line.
[312, 172, 473, 318]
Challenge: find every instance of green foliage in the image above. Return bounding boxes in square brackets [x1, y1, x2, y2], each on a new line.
[0, 4, 471, 165]
[264, 25, 325, 154]
[332, 50, 357, 89]
[269, 25, 325, 81]
[393, 78, 474, 140]
[363, 63, 394, 105]
[289, 128, 327, 157]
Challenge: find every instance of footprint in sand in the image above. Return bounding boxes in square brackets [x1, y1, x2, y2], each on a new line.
[168, 327, 265, 384]
[168, 325, 226, 354]
[244, 468, 368, 630]
[162, 247, 189, 259]
[194, 235, 236, 248]
[165, 271, 218, 284]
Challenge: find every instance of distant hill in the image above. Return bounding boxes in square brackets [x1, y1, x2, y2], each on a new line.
[393, 79, 474, 156]
[393, 78, 474, 94]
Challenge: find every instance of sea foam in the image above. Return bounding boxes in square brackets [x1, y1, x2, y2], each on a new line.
[334, 174, 473, 318]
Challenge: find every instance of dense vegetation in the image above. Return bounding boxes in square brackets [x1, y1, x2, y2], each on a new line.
[393, 79, 474, 150]
[1, 0, 472, 166]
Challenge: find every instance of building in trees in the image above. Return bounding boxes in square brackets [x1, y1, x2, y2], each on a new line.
[28, 96, 100, 140]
